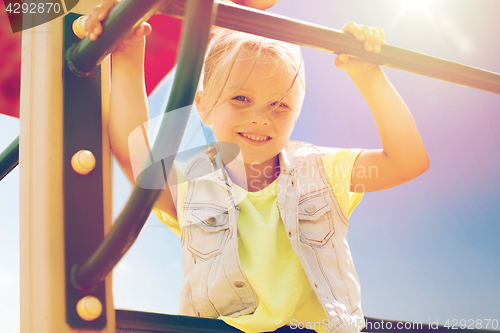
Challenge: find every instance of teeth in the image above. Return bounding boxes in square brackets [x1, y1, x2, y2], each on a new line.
[240, 133, 270, 141]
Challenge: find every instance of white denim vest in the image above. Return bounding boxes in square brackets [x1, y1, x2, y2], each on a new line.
[179, 141, 364, 332]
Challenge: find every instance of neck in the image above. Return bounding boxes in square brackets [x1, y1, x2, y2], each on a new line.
[225, 155, 280, 192]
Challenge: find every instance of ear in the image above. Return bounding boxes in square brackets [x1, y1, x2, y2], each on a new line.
[195, 92, 212, 126]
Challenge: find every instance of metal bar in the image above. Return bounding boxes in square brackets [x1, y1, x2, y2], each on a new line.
[115, 310, 500, 333]
[0, 136, 19, 182]
[63, 12, 107, 329]
[159, 0, 500, 95]
[71, 0, 215, 291]
[116, 310, 241, 332]
[66, 0, 170, 76]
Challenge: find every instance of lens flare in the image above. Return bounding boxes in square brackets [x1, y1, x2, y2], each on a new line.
[402, 0, 432, 11]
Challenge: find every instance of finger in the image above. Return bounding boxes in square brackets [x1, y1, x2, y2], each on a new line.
[87, 0, 120, 39]
[88, 7, 102, 36]
[341, 22, 365, 42]
[334, 53, 349, 69]
[83, 12, 93, 33]
[360, 25, 373, 52]
[84, 11, 100, 40]
[142, 22, 152, 36]
[134, 22, 151, 37]
[92, 16, 104, 36]
[98, 0, 116, 20]
[376, 26, 386, 45]
[370, 27, 382, 53]
[88, 22, 101, 40]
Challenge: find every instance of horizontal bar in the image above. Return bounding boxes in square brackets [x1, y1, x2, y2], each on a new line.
[116, 310, 240, 332]
[159, 0, 500, 95]
[115, 310, 500, 333]
[67, 0, 169, 75]
[71, 0, 214, 291]
[0, 136, 19, 182]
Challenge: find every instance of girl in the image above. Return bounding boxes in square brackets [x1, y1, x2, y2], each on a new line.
[85, 2, 429, 332]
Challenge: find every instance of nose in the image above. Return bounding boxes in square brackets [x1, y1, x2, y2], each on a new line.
[248, 108, 271, 126]
[252, 116, 269, 126]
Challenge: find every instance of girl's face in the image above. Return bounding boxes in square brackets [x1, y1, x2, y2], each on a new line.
[198, 51, 303, 166]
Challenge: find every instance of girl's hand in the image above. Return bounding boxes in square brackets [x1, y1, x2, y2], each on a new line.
[83, 0, 152, 55]
[334, 22, 385, 76]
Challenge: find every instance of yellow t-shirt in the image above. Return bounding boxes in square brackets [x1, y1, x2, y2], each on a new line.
[154, 148, 364, 333]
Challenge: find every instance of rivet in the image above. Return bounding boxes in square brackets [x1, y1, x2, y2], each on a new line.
[288, 231, 292, 237]
[234, 281, 246, 288]
[305, 204, 316, 214]
[71, 150, 96, 175]
[76, 296, 102, 321]
[72, 16, 86, 39]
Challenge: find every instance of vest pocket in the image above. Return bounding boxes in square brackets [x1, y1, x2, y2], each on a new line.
[298, 195, 335, 247]
[185, 208, 230, 260]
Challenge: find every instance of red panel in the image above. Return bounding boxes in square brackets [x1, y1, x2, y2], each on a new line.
[0, 9, 21, 118]
[144, 14, 183, 96]
[0, 11, 183, 119]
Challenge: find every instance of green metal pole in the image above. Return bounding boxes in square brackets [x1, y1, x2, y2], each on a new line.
[160, 0, 500, 95]
[0, 136, 19, 181]
[66, 0, 169, 76]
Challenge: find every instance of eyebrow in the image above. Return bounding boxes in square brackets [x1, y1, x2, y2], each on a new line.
[226, 86, 255, 94]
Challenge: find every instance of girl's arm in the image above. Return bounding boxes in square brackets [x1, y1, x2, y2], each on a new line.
[84, 0, 178, 220]
[334, 23, 430, 193]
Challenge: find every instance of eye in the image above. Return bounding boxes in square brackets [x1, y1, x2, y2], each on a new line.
[233, 95, 249, 102]
[270, 101, 289, 108]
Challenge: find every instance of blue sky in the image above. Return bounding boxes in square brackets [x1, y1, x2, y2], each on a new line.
[1, 0, 500, 332]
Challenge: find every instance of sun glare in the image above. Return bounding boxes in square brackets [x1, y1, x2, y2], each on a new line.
[401, 0, 432, 12]
[388, 0, 435, 32]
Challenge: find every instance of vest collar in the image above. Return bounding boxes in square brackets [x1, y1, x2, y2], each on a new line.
[278, 141, 326, 174]
[183, 141, 326, 184]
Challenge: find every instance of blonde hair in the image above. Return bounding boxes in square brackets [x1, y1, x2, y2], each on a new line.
[200, 27, 306, 123]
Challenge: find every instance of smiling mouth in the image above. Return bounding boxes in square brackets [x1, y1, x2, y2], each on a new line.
[238, 132, 271, 141]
